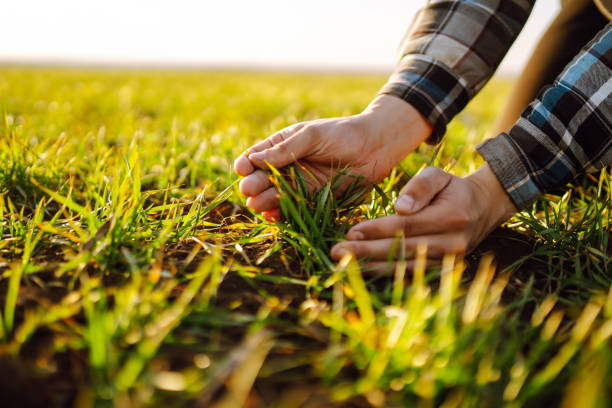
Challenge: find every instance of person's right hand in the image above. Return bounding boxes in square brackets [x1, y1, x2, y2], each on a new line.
[233, 95, 432, 218]
[330, 164, 518, 273]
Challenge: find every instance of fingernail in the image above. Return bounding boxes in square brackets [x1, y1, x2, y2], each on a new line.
[349, 230, 364, 240]
[395, 194, 415, 213]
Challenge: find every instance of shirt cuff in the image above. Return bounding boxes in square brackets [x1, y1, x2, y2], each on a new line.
[378, 54, 470, 145]
[477, 133, 542, 210]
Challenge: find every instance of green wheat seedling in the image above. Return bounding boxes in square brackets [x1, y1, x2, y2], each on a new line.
[310, 251, 612, 407]
[265, 162, 372, 274]
[511, 169, 611, 301]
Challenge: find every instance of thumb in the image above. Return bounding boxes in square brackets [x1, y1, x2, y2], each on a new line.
[249, 127, 315, 170]
[395, 167, 452, 214]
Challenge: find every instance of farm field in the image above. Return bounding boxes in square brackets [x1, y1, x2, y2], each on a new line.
[0, 67, 610, 407]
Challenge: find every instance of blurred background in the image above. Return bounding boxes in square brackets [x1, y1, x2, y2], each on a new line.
[1, 0, 560, 76]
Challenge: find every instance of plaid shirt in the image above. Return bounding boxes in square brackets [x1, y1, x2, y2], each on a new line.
[380, 0, 612, 209]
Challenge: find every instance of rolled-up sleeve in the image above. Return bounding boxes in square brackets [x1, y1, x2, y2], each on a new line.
[380, 0, 534, 143]
[478, 23, 612, 209]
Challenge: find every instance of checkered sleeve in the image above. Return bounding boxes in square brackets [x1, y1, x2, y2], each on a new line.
[379, 0, 534, 143]
[478, 23, 612, 209]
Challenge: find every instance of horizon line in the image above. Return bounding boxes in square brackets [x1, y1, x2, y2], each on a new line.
[0, 57, 520, 78]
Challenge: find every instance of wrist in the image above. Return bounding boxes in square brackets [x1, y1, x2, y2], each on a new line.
[359, 94, 432, 156]
[466, 163, 518, 228]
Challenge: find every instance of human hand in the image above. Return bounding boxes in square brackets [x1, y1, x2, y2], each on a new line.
[233, 95, 432, 219]
[330, 164, 518, 273]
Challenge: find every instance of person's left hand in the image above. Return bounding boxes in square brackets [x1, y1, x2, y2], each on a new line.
[330, 164, 518, 274]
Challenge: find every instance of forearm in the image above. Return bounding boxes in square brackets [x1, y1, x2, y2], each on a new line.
[477, 22, 612, 209]
[380, 0, 534, 143]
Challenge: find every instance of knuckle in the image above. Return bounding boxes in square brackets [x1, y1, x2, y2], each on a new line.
[277, 129, 290, 142]
[275, 124, 299, 142]
[418, 166, 452, 189]
[411, 177, 431, 195]
[421, 166, 443, 178]
[270, 132, 284, 144]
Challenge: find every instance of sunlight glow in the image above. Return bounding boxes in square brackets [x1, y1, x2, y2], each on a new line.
[1, 0, 560, 74]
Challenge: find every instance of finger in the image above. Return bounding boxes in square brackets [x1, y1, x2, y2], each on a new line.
[236, 135, 286, 178]
[247, 138, 274, 154]
[346, 215, 403, 241]
[346, 215, 409, 241]
[235, 135, 279, 177]
[262, 208, 281, 222]
[245, 187, 280, 212]
[363, 259, 441, 275]
[395, 167, 453, 214]
[234, 152, 255, 177]
[349, 201, 467, 240]
[247, 123, 306, 155]
[249, 126, 316, 170]
[331, 234, 464, 262]
[239, 170, 273, 197]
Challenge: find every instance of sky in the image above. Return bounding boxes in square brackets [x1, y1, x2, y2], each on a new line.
[1, 0, 560, 75]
